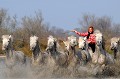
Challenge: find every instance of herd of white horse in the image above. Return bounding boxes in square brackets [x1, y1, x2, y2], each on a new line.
[1, 30, 120, 75]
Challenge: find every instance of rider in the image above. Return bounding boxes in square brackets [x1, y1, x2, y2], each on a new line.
[72, 26, 96, 53]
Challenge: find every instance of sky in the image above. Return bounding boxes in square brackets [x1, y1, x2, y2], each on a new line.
[0, 0, 120, 30]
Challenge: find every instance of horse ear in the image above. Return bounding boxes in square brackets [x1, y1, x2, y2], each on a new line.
[48, 35, 52, 40]
[83, 37, 87, 40]
[9, 35, 11, 38]
[63, 40, 65, 44]
[9, 35, 13, 42]
[9, 35, 13, 40]
[118, 38, 120, 41]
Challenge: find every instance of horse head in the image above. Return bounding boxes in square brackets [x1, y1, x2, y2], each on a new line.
[78, 37, 86, 49]
[30, 35, 40, 60]
[2, 35, 13, 50]
[110, 37, 120, 50]
[63, 35, 77, 51]
[30, 35, 39, 51]
[67, 35, 78, 47]
[95, 31, 103, 46]
[63, 41, 70, 51]
[46, 35, 57, 51]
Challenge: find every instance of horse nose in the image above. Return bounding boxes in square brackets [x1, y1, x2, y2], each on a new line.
[98, 40, 102, 44]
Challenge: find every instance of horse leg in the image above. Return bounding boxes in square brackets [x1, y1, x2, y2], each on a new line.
[23, 55, 26, 65]
[92, 53, 98, 64]
[98, 54, 106, 65]
[114, 50, 117, 59]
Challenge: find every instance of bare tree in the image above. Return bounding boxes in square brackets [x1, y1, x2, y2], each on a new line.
[112, 24, 120, 37]
[79, 14, 96, 32]
[21, 11, 44, 40]
[0, 9, 9, 34]
[96, 16, 112, 38]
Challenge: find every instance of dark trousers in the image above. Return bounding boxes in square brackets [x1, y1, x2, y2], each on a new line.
[88, 43, 95, 53]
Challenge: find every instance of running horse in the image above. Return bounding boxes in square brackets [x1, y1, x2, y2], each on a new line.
[46, 35, 68, 67]
[2, 35, 26, 68]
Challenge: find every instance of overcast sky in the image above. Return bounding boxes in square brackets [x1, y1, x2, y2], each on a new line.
[0, 0, 120, 30]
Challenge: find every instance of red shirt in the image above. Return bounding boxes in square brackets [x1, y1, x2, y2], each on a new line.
[75, 31, 96, 43]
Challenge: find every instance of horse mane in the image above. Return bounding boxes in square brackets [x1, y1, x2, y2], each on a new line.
[111, 37, 120, 42]
[118, 39, 120, 52]
[2, 35, 9, 39]
[68, 35, 76, 40]
[94, 29, 101, 34]
[48, 35, 54, 40]
[56, 42, 64, 52]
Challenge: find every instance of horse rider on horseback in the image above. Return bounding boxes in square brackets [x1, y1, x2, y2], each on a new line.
[72, 26, 96, 61]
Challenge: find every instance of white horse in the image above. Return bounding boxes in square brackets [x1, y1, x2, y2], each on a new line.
[63, 35, 81, 67]
[30, 35, 49, 66]
[2, 35, 26, 68]
[63, 35, 81, 76]
[92, 30, 114, 68]
[110, 37, 120, 59]
[77, 30, 106, 66]
[77, 37, 89, 64]
[30, 35, 41, 65]
[46, 35, 68, 67]
[92, 30, 106, 66]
